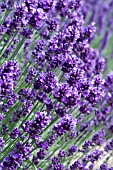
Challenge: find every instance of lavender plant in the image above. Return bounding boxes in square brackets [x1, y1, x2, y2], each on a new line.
[0, 0, 113, 170]
[83, 0, 113, 72]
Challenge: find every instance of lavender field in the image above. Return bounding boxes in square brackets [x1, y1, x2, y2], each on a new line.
[0, 0, 113, 170]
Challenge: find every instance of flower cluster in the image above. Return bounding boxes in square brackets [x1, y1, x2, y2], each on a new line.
[0, 61, 20, 99]
[0, 0, 113, 169]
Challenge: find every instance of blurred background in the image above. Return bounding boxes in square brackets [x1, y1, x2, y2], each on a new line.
[83, 0, 113, 76]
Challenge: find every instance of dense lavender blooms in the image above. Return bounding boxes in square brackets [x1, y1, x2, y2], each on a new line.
[1, 142, 33, 170]
[105, 139, 113, 152]
[92, 130, 105, 146]
[87, 149, 103, 163]
[22, 111, 50, 139]
[10, 128, 22, 139]
[0, 61, 20, 99]
[68, 145, 78, 156]
[53, 83, 81, 107]
[0, 0, 113, 169]
[34, 71, 58, 93]
[53, 114, 76, 136]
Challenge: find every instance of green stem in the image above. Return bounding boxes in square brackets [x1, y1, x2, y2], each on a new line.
[9, 37, 26, 60]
